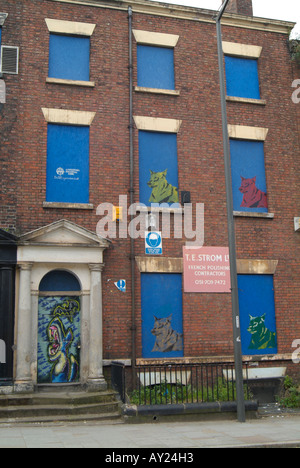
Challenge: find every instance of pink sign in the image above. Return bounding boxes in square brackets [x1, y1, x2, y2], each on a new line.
[183, 247, 231, 293]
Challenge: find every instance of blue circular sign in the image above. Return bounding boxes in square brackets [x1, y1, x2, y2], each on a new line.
[146, 232, 161, 248]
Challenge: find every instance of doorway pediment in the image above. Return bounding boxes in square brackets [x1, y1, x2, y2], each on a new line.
[17, 220, 110, 266]
[19, 220, 110, 248]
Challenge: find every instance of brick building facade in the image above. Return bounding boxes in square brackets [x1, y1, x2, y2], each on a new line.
[0, 0, 299, 391]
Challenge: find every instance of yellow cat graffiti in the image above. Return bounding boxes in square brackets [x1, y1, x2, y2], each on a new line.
[148, 170, 179, 204]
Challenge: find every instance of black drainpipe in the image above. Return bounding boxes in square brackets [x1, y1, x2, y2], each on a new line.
[128, 6, 136, 386]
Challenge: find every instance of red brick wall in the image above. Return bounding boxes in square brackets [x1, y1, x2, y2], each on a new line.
[0, 1, 23, 232]
[0, 0, 299, 369]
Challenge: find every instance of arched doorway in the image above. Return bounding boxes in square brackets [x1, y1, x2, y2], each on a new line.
[37, 270, 81, 384]
[15, 220, 110, 393]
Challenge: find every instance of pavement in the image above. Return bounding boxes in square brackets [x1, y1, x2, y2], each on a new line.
[0, 407, 300, 448]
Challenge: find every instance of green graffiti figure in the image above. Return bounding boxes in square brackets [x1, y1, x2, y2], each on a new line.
[148, 169, 179, 204]
[247, 314, 276, 350]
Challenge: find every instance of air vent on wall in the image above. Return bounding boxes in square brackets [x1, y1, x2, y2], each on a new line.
[0, 46, 19, 74]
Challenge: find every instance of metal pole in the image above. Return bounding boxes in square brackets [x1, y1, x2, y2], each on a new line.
[128, 6, 137, 388]
[215, 0, 246, 423]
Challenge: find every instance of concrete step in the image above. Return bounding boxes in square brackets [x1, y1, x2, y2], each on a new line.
[0, 391, 118, 407]
[0, 390, 123, 425]
[0, 402, 119, 418]
[0, 411, 123, 426]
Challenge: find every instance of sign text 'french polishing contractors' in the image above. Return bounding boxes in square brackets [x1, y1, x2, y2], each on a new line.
[183, 247, 231, 293]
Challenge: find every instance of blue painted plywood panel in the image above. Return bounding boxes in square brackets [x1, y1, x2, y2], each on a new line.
[141, 273, 184, 358]
[49, 34, 90, 81]
[225, 56, 260, 99]
[238, 275, 277, 355]
[139, 131, 179, 206]
[137, 45, 175, 90]
[230, 139, 268, 213]
[46, 124, 90, 204]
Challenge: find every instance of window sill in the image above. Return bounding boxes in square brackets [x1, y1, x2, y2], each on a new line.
[226, 96, 266, 105]
[135, 86, 180, 96]
[233, 211, 274, 219]
[46, 77, 95, 88]
[43, 202, 94, 210]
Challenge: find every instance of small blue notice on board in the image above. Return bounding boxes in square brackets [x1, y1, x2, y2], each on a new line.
[145, 231, 162, 255]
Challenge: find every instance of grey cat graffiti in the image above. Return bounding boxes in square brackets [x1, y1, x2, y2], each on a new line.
[151, 315, 183, 353]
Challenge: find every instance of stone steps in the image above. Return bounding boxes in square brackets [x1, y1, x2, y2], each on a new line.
[0, 390, 124, 425]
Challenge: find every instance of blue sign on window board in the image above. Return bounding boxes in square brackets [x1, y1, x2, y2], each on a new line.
[46, 124, 90, 204]
[238, 274, 277, 355]
[141, 273, 184, 358]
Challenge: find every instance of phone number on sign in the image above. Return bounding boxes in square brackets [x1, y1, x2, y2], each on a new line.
[195, 279, 226, 285]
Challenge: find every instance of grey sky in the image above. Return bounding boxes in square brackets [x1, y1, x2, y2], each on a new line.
[154, 0, 300, 36]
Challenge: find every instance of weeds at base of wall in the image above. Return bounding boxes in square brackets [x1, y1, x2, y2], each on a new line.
[128, 379, 251, 406]
[277, 376, 300, 408]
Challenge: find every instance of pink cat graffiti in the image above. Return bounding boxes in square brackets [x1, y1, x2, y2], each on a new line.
[239, 176, 268, 209]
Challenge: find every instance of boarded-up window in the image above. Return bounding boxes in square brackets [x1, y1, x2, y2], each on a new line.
[137, 45, 175, 90]
[139, 131, 179, 207]
[238, 274, 277, 355]
[46, 124, 90, 204]
[230, 139, 268, 213]
[225, 56, 260, 99]
[49, 34, 90, 81]
[141, 273, 184, 358]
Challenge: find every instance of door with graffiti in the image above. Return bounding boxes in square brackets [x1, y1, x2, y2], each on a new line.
[37, 271, 81, 384]
[38, 296, 81, 384]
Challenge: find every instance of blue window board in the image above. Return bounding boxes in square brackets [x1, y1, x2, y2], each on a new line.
[138, 131, 179, 206]
[225, 56, 260, 99]
[141, 273, 184, 358]
[49, 34, 90, 81]
[238, 275, 277, 355]
[230, 139, 268, 213]
[46, 124, 90, 204]
[137, 45, 175, 90]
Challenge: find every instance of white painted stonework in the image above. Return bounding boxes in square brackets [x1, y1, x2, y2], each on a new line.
[15, 220, 110, 393]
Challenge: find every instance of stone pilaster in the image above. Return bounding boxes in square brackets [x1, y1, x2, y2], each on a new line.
[87, 264, 107, 391]
[15, 263, 34, 393]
